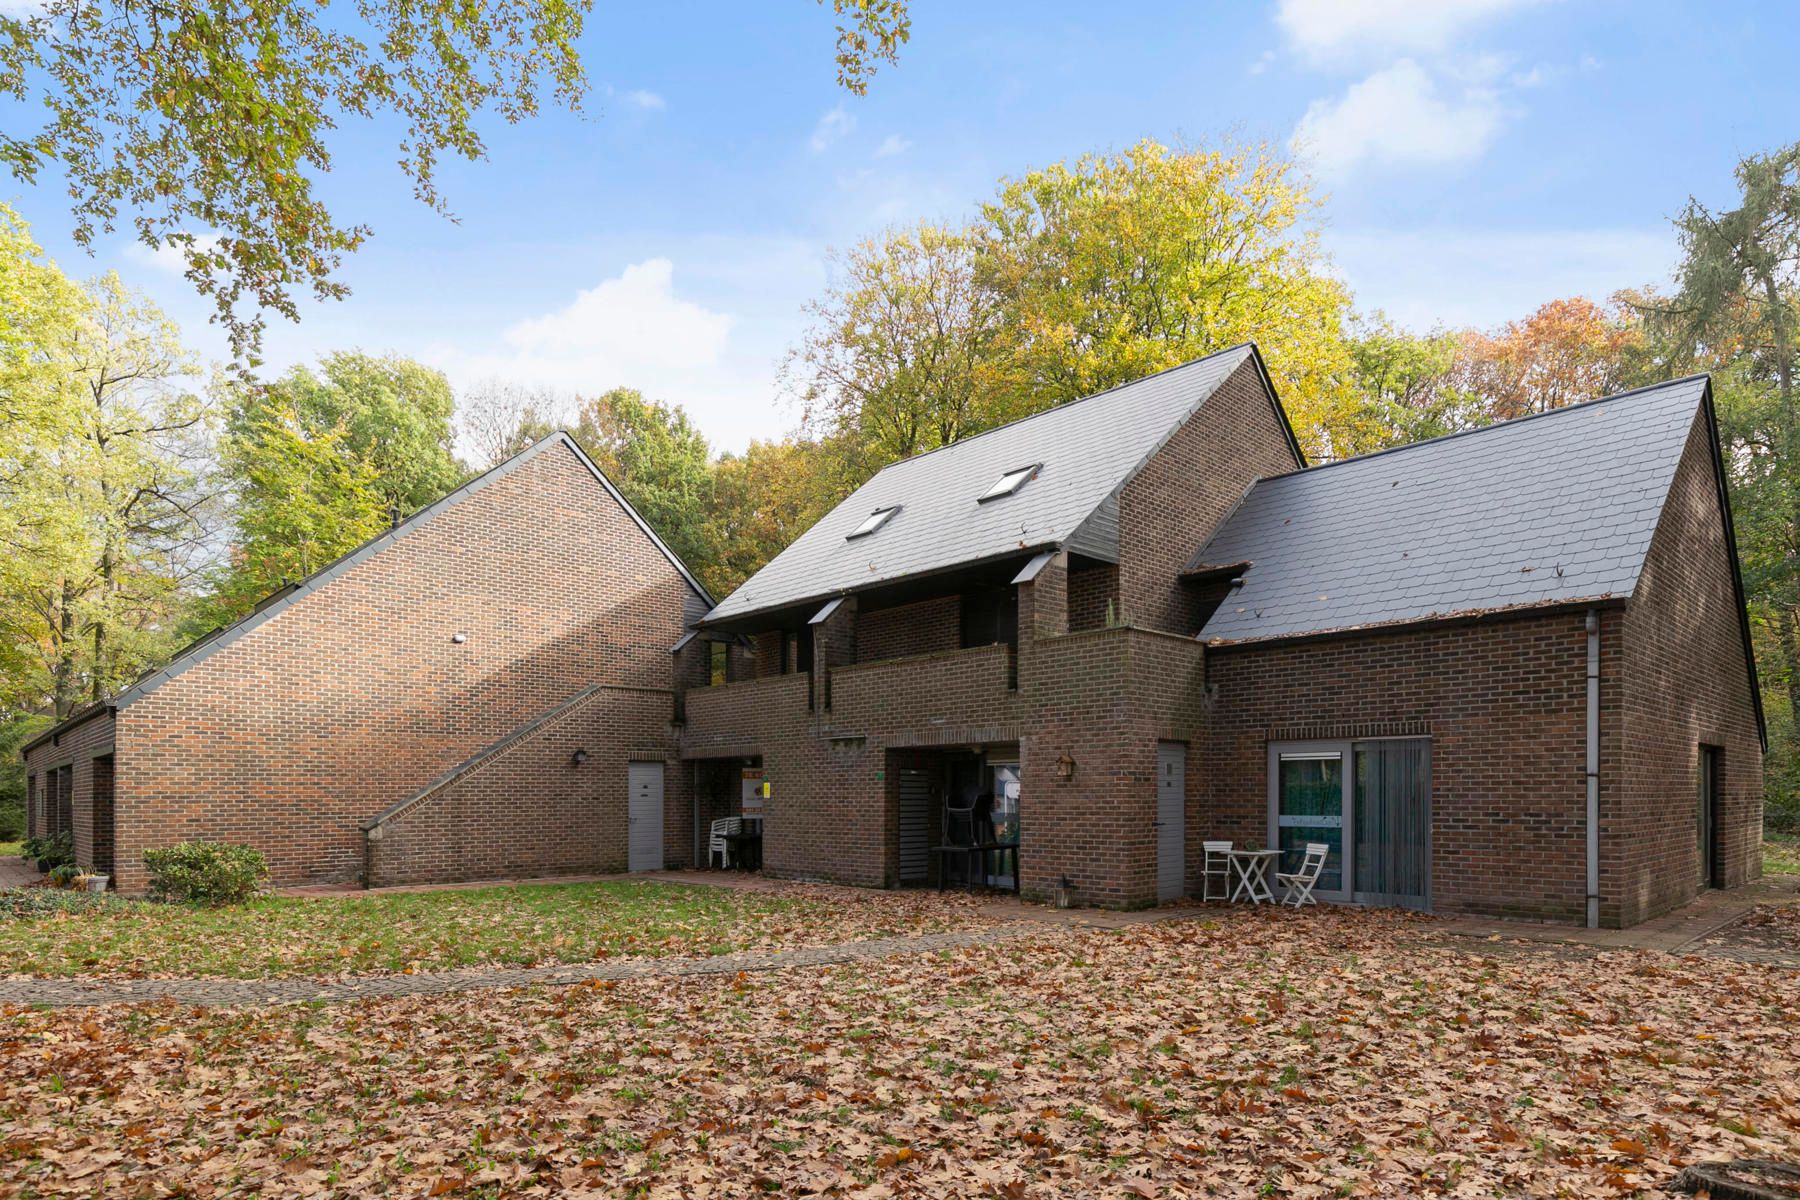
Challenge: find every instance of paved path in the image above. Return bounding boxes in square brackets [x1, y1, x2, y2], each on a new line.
[5, 871, 1793, 1010]
[0, 924, 1053, 1010]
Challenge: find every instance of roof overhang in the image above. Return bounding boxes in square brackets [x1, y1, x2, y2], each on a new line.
[19, 703, 114, 757]
[696, 545, 1051, 636]
[1201, 595, 1629, 653]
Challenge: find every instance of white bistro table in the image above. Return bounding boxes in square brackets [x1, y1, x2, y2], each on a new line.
[1228, 848, 1281, 904]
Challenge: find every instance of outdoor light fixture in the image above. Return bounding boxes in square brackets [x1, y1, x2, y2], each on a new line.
[451, 632, 467, 644]
[571, 749, 589, 766]
[1055, 752, 1076, 781]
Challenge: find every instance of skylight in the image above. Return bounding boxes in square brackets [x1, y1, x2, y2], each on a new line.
[847, 505, 900, 539]
[979, 463, 1040, 502]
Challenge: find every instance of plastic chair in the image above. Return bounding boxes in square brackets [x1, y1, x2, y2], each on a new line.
[1277, 842, 1329, 908]
[1202, 840, 1233, 901]
[708, 817, 742, 869]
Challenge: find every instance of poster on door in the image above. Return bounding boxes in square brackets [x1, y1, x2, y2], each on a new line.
[741, 768, 764, 819]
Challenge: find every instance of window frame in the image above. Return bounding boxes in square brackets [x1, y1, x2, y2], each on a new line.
[978, 463, 1041, 503]
[846, 505, 900, 540]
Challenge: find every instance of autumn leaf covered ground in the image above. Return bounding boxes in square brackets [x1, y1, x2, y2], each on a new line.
[0, 880, 998, 980]
[3, 905, 1797, 1198]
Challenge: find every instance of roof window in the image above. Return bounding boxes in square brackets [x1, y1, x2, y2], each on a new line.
[979, 463, 1040, 502]
[847, 505, 900, 539]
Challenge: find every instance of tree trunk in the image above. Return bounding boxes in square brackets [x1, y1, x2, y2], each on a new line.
[51, 577, 79, 719]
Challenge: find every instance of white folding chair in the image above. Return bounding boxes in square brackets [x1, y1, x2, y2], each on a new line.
[1201, 840, 1233, 901]
[708, 817, 742, 869]
[1277, 842, 1329, 908]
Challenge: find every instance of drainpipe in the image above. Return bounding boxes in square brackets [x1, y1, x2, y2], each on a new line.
[1585, 608, 1600, 929]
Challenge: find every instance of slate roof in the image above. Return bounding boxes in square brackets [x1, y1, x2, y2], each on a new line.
[1192, 375, 1710, 645]
[702, 345, 1289, 627]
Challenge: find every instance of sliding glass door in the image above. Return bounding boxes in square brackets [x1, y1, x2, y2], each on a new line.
[1270, 747, 1349, 902]
[1352, 740, 1431, 910]
[1268, 739, 1431, 910]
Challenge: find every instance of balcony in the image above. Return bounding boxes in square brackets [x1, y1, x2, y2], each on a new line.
[824, 643, 1021, 741]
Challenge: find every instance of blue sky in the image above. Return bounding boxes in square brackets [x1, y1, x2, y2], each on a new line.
[6, 0, 1798, 451]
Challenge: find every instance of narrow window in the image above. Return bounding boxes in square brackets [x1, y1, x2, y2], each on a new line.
[847, 506, 899, 539]
[979, 463, 1040, 502]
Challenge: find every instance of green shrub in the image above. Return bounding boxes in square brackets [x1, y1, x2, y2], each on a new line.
[21, 831, 73, 869]
[143, 841, 269, 906]
[46, 863, 80, 887]
[0, 887, 122, 920]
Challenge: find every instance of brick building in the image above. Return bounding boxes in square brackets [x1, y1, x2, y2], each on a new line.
[23, 433, 712, 892]
[22, 345, 1764, 927]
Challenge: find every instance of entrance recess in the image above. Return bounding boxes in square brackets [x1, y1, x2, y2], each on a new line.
[628, 761, 665, 872]
[1268, 739, 1430, 910]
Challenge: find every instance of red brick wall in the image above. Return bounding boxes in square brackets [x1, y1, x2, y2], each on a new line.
[105, 442, 694, 892]
[1068, 563, 1119, 632]
[365, 685, 682, 887]
[23, 710, 116, 874]
[1613, 408, 1764, 925]
[1020, 627, 1205, 907]
[1204, 612, 1609, 923]
[856, 595, 960, 664]
[1117, 359, 1300, 634]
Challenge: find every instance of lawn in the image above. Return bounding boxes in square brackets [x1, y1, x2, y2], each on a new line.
[1767, 834, 1800, 876]
[2, 908, 1795, 1198]
[0, 841, 19, 859]
[0, 879, 995, 979]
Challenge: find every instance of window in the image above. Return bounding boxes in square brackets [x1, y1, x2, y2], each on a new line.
[960, 586, 1018, 650]
[847, 506, 899, 539]
[979, 463, 1039, 502]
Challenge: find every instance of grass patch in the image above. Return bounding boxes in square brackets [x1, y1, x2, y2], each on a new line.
[1765, 834, 1800, 876]
[0, 879, 987, 979]
[0, 840, 21, 859]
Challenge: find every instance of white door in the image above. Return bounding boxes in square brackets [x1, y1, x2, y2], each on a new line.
[1156, 742, 1186, 901]
[628, 761, 664, 872]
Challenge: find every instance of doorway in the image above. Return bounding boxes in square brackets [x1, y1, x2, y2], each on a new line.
[628, 761, 665, 872]
[1268, 738, 1431, 910]
[1698, 745, 1722, 889]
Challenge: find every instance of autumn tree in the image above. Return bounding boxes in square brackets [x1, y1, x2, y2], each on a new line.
[980, 140, 1362, 456]
[1344, 314, 1481, 447]
[1448, 297, 1644, 421]
[0, 1, 910, 362]
[704, 438, 849, 597]
[0, 251, 213, 718]
[458, 380, 562, 468]
[1648, 142, 1800, 816]
[209, 353, 463, 618]
[791, 223, 1020, 472]
[569, 389, 715, 588]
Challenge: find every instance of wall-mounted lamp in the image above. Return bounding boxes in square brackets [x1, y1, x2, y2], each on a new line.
[1055, 752, 1076, 781]
[571, 749, 589, 766]
[451, 632, 468, 644]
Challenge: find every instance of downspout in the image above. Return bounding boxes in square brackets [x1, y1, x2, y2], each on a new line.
[1585, 608, 1600, 929]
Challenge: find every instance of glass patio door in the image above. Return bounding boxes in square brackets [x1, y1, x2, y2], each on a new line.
[1268, 739, 1431, 910]
[1352, 741, 1431, 910]
[1269, 746, 1349, 902]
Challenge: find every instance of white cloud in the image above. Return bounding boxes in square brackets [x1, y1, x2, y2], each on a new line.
[123, 233, 222, 274]
[426, 240, 828, 453]
[809, 106, 856, 153]
[1292, 59, 1504, 174]
[1324, 227, 1677, 331]
[1275, 0, 1547, 64]
[873, 134, 912, 159]
[488, 259, 732, 389]
[623, 88, 665, 112]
